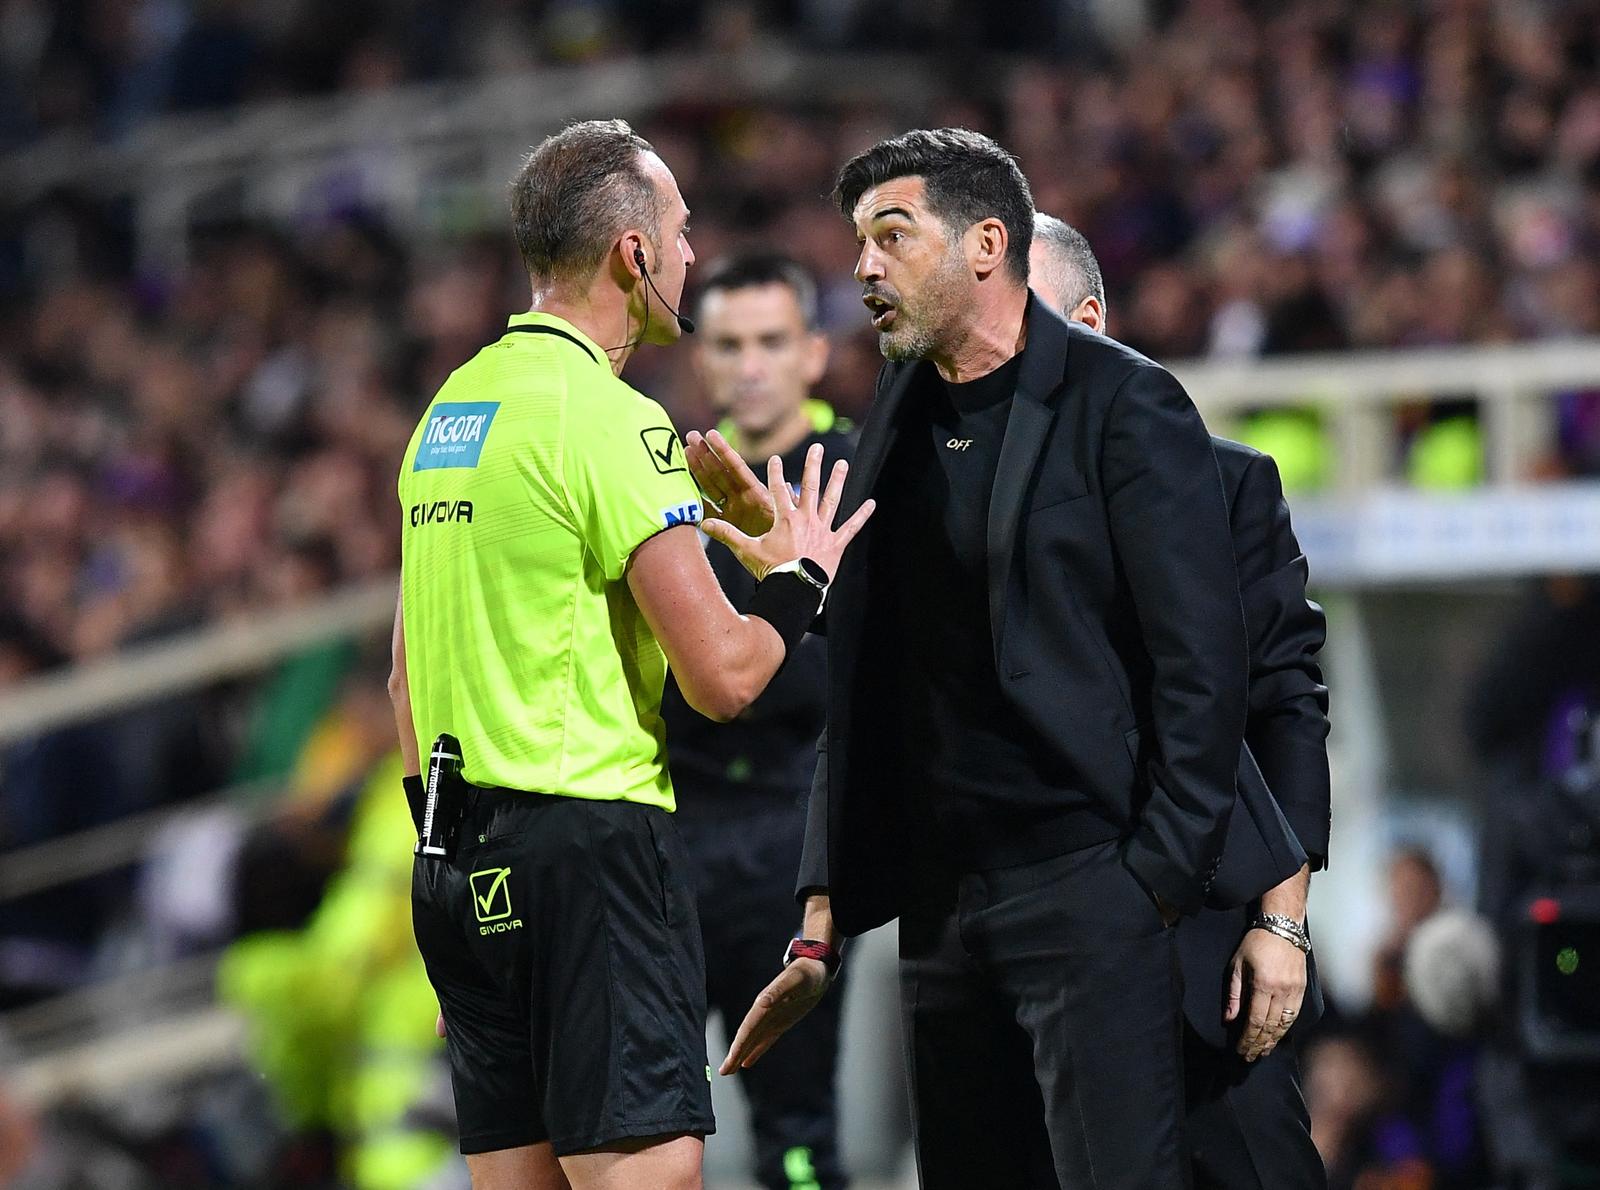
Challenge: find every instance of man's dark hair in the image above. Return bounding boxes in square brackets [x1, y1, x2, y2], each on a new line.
[1033, 214, 1106, 312]
[694, 252, 819, 328]
[511, 118, 664, 284]
[833, 128, 1034, 284]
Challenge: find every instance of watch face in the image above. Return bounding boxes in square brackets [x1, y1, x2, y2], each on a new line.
[798, 557, 829, 588]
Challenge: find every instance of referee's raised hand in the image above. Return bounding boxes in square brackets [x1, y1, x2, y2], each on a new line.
[699, 439, 875, 581]
[685, 428, 775, 537]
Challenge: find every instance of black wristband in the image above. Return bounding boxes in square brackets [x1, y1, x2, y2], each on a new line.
[746, 570, 823, 655]
[403, 774, 426, 835]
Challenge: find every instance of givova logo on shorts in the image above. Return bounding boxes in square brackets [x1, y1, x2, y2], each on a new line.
[470, 867, 523, 935]
[413, 401, 501, 471]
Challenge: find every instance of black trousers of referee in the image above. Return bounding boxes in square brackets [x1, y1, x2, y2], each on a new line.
[677, 804, 847, 1190]
[898, 838, 1189, 1190]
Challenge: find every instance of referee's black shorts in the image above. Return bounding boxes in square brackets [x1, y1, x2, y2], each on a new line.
[411, 789, 716, 1156]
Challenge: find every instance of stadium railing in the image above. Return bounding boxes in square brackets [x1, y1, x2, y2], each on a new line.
[1175, 342, 1600, 582]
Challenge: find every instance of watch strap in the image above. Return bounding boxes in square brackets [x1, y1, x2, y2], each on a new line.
[783, 937, 842, 978]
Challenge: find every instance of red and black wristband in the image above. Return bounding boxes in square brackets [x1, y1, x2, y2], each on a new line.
[784, 937, 843, 979]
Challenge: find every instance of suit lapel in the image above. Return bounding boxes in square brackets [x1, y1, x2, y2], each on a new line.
[986, 296, 1073, 668]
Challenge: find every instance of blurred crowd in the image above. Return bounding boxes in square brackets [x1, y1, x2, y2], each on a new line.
[5, 0, 1600, 675]
[5, 0, 1600, 357]
[0, 0, 1115, 148]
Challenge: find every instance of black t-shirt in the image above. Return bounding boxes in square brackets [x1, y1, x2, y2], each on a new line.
[661, 425, 852, 817]
[876, 355, 1120, 870]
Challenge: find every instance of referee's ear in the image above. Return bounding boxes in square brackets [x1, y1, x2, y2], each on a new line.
[609, 231, 649, 291]
[622, 232, 650, 279]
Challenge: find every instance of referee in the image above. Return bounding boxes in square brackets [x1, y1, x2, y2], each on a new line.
[389, 120, 872, 1190]
[662, 254, 852, 1190]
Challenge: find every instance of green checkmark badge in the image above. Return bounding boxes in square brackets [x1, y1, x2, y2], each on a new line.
[470, 867, 514, 922]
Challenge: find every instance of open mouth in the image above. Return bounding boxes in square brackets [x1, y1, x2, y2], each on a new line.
[863, 294, 898, 330]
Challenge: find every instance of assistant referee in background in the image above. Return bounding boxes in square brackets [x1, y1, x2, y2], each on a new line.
[663, 254, 853, 1190]
[388, 119, 872, 1190]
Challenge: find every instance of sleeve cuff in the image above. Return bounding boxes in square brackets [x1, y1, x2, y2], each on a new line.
[1121, 834, 1206, 916]
[1279, 804, 1331, 873]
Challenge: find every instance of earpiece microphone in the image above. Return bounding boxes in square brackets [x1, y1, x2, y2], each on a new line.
[633, 248, 696, 334]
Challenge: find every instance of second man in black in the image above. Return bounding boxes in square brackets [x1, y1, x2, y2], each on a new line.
[662, 254, 852, 1190]
[1032, 213, 1330, 1190]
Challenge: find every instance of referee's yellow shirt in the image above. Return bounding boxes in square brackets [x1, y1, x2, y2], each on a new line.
[398, 312, 703, 808]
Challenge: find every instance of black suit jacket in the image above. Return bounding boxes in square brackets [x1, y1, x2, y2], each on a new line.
[1176, 438, 1331, 1047]
[799, 299, 1258, 937]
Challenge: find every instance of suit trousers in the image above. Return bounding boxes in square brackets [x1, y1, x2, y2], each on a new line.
[898, 839, 1189, 1190]
[1185, 1025, 1324, 1190]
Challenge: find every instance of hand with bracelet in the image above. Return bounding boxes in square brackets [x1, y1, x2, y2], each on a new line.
[720, 894, 841, 1075]
[1227, 863, 1311, 1063]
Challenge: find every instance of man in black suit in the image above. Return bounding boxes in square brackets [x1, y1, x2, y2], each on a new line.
[1032, 213, 1329, 1189]
[690, 129, 1256, 1189]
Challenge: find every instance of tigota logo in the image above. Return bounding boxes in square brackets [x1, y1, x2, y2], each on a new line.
[413, 401, 501, 471]
[426, 412, 492, 446]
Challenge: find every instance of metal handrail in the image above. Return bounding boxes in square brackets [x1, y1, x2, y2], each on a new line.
[0, 953, 220, 1055]
[0, 576, 396, 748]
[1176, 338, 1600, 406]
[0, 784, 275, 904]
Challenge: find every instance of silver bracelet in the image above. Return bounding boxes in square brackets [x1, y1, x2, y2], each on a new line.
[1250, 911, 1312, 955]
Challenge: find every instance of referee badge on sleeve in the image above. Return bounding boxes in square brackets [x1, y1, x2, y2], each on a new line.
[641, 427, 688, 474]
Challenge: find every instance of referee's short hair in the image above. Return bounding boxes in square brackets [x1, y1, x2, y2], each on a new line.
[695, 253, 819, 329]
[833, 128, 1034, 284]
[511, 119, 664, 285]
[1032, 214, 1106, 313]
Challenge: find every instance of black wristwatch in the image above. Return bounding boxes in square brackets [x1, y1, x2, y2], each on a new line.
[769, 557, 830, 606]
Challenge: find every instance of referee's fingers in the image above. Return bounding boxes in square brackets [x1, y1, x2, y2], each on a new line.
[707, 429, 766, 497]
[686, 454, 731, 507]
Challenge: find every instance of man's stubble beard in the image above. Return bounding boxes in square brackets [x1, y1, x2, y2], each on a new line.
[877, 247, 971, 363]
